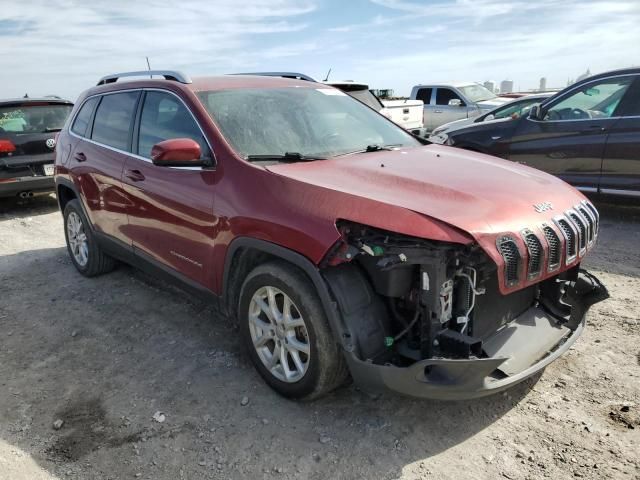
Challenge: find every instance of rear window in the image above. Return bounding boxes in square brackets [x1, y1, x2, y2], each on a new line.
[91, 92, 139, 151]
[346, 89, 383, 111]
[0, 103, 72, 133]
[71, 97, 99, 137]
[415, 88, 432, 104]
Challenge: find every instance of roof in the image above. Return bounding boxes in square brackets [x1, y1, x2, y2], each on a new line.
[0, 97, 73, 105]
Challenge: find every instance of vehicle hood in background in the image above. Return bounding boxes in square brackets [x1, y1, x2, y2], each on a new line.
[477, 98, 510, 110]
[265, 144, 585, 238]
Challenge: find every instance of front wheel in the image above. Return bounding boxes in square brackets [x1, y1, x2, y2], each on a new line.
[238, 261, 348, 399]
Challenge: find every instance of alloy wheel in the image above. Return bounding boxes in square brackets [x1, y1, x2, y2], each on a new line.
[67, 211, 89, 267]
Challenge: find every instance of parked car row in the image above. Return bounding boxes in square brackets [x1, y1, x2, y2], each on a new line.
[51, 69, 609, 401]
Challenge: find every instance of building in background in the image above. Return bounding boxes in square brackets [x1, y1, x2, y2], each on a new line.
[483, 80, 497, 93]
[539, 77, 547, 91]
[500, 79, 514, 94]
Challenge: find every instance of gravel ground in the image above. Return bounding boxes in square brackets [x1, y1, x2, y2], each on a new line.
[0, 194, 638, 480]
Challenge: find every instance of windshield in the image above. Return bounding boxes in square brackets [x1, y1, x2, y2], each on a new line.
[0, 103, 72, 133]
[196, 88, 419, 159]
[458, 84, 497, 103]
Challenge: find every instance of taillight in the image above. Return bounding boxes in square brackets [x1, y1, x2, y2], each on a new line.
[0, 139, 16, 153]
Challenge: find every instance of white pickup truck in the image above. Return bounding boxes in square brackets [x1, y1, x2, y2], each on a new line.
[409, 82, 510, 132]
[326, 81, 426, 137]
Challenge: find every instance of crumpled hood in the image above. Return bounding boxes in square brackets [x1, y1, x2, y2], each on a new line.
[266, 144, 586, 238]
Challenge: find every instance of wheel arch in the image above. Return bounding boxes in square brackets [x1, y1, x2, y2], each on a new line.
[222, 237, 348, 348]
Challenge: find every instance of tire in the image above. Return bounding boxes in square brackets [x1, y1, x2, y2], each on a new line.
[238, 261, 349, 400]
[63, 199, 115, 277]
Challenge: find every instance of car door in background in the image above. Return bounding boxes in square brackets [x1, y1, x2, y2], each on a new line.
[508, 76, 634, 192]
[600, 75, 640, 196]
[414, 87, 434, 131]
[71, 91, 139, 244]
[432, 88, 469, 130]
[121, 90, 217, 287]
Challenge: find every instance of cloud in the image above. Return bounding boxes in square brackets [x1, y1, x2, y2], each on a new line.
[0, 0, 316, 99]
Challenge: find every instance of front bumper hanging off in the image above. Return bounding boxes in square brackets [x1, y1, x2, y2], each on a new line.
[344, 270, 608, 400]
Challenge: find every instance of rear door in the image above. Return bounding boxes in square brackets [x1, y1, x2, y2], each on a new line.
[508, 75, 634, 191]
[600, 75, 640, 196]
[71, 91, 140, 245]
[121, 90, 217, 287]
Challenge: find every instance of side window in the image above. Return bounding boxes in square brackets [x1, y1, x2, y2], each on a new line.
[137, 91, 210, 160]
[436, 88, 464, 106]
[91, 91, 139, 151]
[545, 77, 633, 121]
[615, 77, 640, 117]
[71, 97, 99, 137]
[415, 88, 432, 104]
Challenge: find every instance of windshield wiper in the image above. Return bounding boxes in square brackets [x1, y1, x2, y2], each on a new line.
[335, 144, 400, 157]
[246, 152, 326, 163]
[45, 127, 62, 132]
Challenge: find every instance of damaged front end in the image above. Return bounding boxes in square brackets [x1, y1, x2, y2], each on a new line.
[321, 221, 608, 400]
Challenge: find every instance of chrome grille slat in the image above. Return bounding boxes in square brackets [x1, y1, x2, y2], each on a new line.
[521, 229, 543, 279]
[496, 236, 521, 286]
[541, 224, 561, 271]
[576, 205, 595, 245]
[568, 210, 587, 254]
[555, 216, 577, 263]
[584, 201, 599, 235]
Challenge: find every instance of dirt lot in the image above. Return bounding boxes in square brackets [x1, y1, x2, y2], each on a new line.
[0, 194, 638, 480]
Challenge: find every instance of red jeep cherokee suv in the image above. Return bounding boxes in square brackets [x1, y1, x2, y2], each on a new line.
[55, 71, 607, 400]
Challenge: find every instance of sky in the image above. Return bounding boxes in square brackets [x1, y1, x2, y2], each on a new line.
[1, 0, 639, 101]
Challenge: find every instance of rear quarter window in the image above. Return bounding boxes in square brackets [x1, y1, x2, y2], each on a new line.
[71, 97, 99, 137]
[91, 91, 139, 151]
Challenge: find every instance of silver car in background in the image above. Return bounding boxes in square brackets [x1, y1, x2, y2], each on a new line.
[410, 82, 511, 131]
[428, 93, 551, 143]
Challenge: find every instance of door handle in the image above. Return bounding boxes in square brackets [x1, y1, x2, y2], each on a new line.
[125, 169, 145, 182]
[434, 110, 443, 113]
[74, 152, 86, 162]
[580, 125, 606, 133]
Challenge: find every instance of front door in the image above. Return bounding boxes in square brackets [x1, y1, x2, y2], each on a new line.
[508, 76, 635, 192]
[600, 75, 640, 196]
[431, 88, 469, 130]
[120, 90, 217, 287]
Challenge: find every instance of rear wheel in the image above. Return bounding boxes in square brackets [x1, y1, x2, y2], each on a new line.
[238, 261, 348, 399]
[63, 199, 115, 276]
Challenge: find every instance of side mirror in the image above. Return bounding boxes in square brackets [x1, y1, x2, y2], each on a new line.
[448, 99, 463, 107]
[528, 104, 541, 120]
[151, 138, 204, 167]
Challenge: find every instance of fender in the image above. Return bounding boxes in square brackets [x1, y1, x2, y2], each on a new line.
[55, 177, 94, 230]
[222, 236, 351, 350]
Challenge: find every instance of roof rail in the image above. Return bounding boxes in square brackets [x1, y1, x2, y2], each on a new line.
[230, 72, 317, 82]
[97, 70, 192, 86]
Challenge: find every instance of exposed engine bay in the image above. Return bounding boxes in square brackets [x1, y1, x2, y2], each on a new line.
[322, 221, 608, 377]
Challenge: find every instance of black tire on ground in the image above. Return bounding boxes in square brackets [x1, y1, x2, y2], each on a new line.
[238, 261, 349, 400]
[63, 199, 116, 277]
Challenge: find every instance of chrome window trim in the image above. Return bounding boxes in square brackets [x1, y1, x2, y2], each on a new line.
[576, 186, 598, 193]
[68, 88, 215, 171]
[553, 215, 578, 265]
[600, 188, 640, 198]
[566, 209, 587, 258]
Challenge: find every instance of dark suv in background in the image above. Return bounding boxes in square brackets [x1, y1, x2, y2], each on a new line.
[0, 97, 73, 198]
[445, 68, 640, 199]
